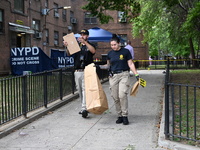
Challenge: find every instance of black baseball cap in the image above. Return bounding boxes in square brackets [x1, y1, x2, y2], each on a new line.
[79, 29, 89, 35]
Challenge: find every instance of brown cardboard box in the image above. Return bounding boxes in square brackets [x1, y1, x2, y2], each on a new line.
[84, 63, 108, 114]
[63, 33, 80, 55]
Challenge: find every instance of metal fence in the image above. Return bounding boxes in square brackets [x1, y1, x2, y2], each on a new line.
[135, 59, 200, 70]
[0, 67, 108, 125]
[165, 60, 200, 144]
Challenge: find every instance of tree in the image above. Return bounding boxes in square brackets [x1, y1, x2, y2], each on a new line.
[163, 0, 200, 66]
[82, 0, 140, 24]
[83, 0, 200, 67]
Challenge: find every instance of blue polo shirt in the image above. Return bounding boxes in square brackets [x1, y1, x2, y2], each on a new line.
[107, 47, 132, 72]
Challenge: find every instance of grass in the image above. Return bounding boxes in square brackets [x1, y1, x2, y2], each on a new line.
[170, 69, 200, 146]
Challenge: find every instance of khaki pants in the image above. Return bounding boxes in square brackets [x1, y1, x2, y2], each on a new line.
[74, 71, 86, 111]
[109, 71, 130, 117]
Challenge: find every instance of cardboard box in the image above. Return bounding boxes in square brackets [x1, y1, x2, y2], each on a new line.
[63, 33, 80, 55]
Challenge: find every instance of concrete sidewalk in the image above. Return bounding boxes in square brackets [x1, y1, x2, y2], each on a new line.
[0, 70, 198, 150]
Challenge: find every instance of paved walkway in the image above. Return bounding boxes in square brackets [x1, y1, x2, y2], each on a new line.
[0, 70, 198, 150]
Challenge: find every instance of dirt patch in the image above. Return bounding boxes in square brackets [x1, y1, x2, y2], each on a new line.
[170, 72, 200, 85]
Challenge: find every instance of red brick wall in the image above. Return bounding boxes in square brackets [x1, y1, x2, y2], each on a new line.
[71, 0, 148, 61]
[0, 0, 148, 75]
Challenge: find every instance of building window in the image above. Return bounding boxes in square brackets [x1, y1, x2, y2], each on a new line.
[14, 0, 24, 13]
[54, 31, 59, 46]
[53, 3, 59, 18]
[0, 9, 3, 33]
[32, 19, 40, 31]
[63, 33, 67, 47]
[45, 0, 48, 8]
[62, 9, 66, 21]
[84, 12, 97, 24]
[118, 34, 127, 46]
[32, 19, 41, 38]
[70, 11, 77, 24]
[45, 29, 49, 44]
[118, 11, 127, 23]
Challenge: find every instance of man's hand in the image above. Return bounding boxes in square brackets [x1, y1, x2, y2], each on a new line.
[63, 41, 68, 47]
[135, 74, 140, 81]
[78, 37, 86, 44]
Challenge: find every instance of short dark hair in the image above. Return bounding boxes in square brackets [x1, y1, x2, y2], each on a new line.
[110, 34, 120, 43]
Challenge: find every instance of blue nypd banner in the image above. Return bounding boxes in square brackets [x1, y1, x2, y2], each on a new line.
[50, 49, 74, 68]
[10, 47, 57, 75]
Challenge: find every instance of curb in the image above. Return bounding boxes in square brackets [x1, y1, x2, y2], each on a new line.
[0, 79, 109, 139]
[0, 93, 79, 139]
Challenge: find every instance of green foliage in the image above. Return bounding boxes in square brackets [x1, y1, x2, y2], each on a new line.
[83, 0, 200, 59]
[83, 0, 140, 24]
[182, 2, 200, 41]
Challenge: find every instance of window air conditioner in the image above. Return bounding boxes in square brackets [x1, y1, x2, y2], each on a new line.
[119, 18, 127, 23]
[35, 32, 42, 39]
[68, 26, 72, 30]
[54, 40, 58, 46]
[71, 18, 77, 24]
[41, 9, 49, 15]
[54, 13, 60, 18]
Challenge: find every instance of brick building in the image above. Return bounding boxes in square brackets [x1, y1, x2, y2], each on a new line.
[71, 0, 148, 61]
[0, 0, 148, 75]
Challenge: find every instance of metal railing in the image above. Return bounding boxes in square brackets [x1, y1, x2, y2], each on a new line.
[0, 67, 108, 125]
[135, 59, 200, 70]
[165, 59, 200, 144]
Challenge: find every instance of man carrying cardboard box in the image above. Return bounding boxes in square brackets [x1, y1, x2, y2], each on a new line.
[63, 29, 96, 118]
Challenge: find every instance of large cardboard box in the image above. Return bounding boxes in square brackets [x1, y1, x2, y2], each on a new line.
[63, 33, 80, 55]
[84, 63, 108, 114]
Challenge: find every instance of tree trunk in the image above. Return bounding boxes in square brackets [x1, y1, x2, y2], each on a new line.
[189, 37, 197, 68]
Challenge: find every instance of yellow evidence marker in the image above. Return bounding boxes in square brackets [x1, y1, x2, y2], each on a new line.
[139, 78, 147, 87]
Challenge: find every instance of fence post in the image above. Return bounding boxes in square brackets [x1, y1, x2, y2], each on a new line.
[71, 69, 75, 94]
[164, 58, 170, 139]
[59, 69, 63, 100]
[43, 71, 48, 108]
[22, 76, 27, 118]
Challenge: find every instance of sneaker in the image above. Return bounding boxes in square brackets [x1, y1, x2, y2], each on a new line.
[82, 110, 88, 118]
[122, 117, 129, 125]
[116, 117, 123, 124]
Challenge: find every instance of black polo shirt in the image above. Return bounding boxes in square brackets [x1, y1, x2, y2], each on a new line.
[107, 47, 132, 72]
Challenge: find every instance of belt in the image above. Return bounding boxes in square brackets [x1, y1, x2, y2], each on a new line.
[112, 70, 128, 74]
[75, 69, 84, 72]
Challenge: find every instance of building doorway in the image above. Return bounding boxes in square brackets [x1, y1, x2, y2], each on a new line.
[16, 34, 22, 47]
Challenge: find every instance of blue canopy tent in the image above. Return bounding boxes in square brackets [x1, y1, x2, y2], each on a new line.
[74, 27, 124, 42]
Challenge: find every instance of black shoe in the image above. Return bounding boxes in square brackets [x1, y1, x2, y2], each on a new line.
[122, 117, 129, 125]
[116, 117, 123, 124]
[79, 111, 82, 114]
[82, 110, 88, 118]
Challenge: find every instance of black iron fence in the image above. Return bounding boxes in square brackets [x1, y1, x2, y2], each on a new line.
[165, 59, 200, 144]
[0, 67, 108, 125]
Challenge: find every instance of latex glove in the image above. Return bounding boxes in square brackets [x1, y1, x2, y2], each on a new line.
[135, 74, 140, 81]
